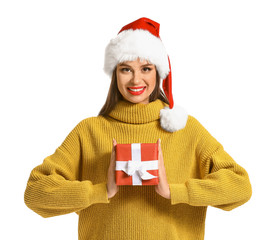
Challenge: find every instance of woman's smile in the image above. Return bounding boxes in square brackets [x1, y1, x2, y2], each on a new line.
[127, 86, 146, 95]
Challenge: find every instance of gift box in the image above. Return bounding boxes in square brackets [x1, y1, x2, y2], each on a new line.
[115, 143, 159, 186]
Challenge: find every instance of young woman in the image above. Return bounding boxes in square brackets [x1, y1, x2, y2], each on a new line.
[24, 17, 252, 240]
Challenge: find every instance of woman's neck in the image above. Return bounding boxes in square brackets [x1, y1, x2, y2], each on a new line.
[107, 99, 168, 124]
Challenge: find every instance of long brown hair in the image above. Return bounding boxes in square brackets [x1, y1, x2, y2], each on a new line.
[98, 67, 169, 116]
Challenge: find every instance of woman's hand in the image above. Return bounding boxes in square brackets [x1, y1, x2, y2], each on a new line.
[107, 138, 119, 199]
[155, 139, 171, 199]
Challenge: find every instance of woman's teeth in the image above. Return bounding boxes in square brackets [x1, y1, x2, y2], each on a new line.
[128, 87, 145, 92]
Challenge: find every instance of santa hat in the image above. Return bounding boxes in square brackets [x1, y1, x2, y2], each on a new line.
[104, 17, 188, 132]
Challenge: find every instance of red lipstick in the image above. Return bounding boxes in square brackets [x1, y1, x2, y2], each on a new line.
[127, 86, 146, 95]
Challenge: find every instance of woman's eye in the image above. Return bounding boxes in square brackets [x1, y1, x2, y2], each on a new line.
[121, 68, 131, 72]
[143, 67, 152, 72]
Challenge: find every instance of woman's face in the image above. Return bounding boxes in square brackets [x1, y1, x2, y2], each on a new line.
[116, 58, 157, 104]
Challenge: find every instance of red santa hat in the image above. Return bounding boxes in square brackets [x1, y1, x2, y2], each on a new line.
[104, 17, 188, 132]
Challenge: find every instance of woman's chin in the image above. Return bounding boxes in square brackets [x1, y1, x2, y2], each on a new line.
[124, 96, 149, 104]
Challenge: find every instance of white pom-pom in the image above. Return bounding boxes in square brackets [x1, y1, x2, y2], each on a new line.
[160, 105, 188, 132]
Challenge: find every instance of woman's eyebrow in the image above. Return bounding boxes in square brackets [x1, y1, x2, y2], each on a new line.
[118, 63, 131, 67]
[118, 63, 154, 68]
[141, 63, 154, 67]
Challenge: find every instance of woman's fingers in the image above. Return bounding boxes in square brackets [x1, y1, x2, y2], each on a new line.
[113, 138, 117, 147]
[111, 138, 117, 156]
[155, 138, 171, 199]
[110, 138, 117, 167]
[107, 138, 119, 199]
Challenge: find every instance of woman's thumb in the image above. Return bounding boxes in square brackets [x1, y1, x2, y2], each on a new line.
[113, 138, 117, 147]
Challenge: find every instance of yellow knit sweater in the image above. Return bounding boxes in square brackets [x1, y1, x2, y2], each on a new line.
[24, 99, 252, 240]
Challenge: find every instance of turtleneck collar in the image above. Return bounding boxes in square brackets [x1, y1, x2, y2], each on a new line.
[108, 99, 168, 124]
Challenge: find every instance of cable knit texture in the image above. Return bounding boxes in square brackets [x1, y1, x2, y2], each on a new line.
[24, 99, 252, 240]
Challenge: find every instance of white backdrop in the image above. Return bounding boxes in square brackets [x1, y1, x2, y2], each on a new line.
[1, 0, 273, 239]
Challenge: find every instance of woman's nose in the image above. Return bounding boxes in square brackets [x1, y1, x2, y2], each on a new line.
[131, 71, 142, 84]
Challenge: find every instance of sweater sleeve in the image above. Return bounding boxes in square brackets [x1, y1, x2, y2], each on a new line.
[24, 120, 110, 218]
[169, 118, 252, 211]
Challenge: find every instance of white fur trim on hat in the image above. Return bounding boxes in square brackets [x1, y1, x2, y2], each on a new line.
[104, 29, 170, 79]
[160, 105, 188, 132]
